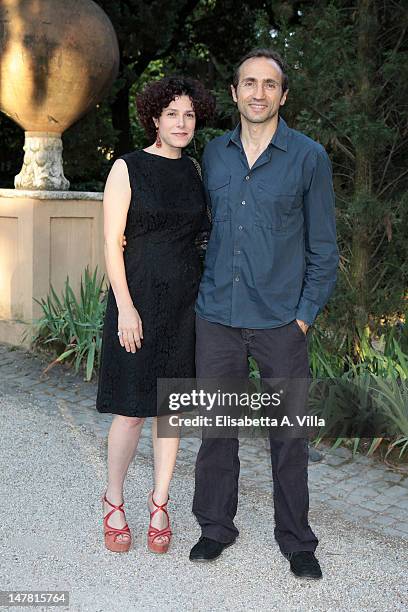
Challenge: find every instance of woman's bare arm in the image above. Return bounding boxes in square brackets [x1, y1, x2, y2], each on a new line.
[103, 159, 143, 352]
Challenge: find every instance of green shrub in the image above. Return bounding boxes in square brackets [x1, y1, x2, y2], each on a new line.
[24, 266, 107, 381]
[308, 324, 408, 460]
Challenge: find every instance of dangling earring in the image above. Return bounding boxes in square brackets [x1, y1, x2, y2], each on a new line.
[155, 127, 162, 148]
[193, 136, 198, 155]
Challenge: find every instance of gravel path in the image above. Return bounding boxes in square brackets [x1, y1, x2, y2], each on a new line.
[2, 343, 408, 541]
[1, 388, 407, 611]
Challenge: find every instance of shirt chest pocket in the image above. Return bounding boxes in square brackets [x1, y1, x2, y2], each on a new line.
[207, 174, 231, 221]
[255, 182, 301, 232]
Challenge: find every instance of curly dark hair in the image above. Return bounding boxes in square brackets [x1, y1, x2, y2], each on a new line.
[136, 76, 216, 141]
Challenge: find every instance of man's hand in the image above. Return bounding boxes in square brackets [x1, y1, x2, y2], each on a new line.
[296, 319, 309, 335]
[121, 234, 127, 251]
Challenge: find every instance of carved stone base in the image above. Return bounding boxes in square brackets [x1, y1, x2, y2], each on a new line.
[14, 132, 70, 191]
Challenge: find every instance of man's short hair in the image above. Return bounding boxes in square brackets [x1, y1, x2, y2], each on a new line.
[232, 48, 289, 93]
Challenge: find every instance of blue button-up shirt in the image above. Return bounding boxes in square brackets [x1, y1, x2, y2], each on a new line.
[195, 116, 339, 328]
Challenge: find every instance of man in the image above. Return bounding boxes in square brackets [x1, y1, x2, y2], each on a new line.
[189, 48, 339, 579]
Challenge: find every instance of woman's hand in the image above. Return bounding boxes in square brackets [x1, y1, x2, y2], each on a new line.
[121, 234, 127, 251]
[118, 304, 143, 352]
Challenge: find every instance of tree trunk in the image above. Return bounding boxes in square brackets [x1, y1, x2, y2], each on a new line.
[110, 83, 133, 157]
[349, 0, 377, 353]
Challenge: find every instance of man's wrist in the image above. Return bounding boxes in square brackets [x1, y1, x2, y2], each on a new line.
[295, 298, 319, 328]
[296, 319, 310, 335]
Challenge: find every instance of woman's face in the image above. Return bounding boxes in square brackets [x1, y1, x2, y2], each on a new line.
[154, 95, 196, 149]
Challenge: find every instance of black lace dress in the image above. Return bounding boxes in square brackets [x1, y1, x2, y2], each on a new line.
[96, 150, 209, 417]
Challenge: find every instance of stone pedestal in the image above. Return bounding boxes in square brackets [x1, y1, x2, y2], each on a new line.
[0, 189, 107, 348]
[15, 132, 70, 191]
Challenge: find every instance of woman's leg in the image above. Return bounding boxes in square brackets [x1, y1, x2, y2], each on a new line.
[149, 416, 180, 542]
[104, 415, 145, 542]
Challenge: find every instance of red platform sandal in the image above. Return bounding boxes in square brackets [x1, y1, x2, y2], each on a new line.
[147, 490, 172, 554]
[102, 492, 132, 553]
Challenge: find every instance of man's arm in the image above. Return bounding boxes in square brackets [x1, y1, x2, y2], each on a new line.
[295, 146, 339, 328]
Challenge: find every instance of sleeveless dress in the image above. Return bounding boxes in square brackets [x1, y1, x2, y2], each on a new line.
[96, 150, 208, 417]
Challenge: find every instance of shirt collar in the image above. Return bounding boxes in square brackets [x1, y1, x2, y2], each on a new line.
[228, 115, 289, 152]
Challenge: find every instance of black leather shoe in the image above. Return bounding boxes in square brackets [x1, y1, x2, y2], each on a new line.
[283, 551, 323, 579]
[189, 536, 235, 562]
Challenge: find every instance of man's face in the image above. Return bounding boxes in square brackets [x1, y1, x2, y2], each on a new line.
[231, 57, 288, 124]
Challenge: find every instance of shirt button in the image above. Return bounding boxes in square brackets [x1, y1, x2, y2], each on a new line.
[241, 200, 246, 206]
[238, 225, 243, 231]
[245, 175, 250, 181]
[235, 275, 240, 282]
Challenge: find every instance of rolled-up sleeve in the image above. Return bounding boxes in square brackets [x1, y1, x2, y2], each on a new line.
[295, 146, 339, 326]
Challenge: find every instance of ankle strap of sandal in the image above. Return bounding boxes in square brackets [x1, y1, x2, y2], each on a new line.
[150, 492, 170, 520]
[103, 494, 125, 512]
[103, 493, 128, 531]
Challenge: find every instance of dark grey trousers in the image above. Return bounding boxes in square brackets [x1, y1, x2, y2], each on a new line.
[192, 314, 318, 553]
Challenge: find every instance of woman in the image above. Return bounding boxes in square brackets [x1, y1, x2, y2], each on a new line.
[96, 76, 214, 554]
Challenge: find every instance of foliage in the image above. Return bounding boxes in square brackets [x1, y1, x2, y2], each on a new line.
[374, 375, 408, 458]
[63, 93, 120, 192]
[308, 323, 408, 459]
[0, 115, 24, 187]
[264, 1, 408, 350]
[23, 267, 108, 381]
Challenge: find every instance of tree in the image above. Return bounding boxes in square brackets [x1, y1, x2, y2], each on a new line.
[62, 0, 202, 188]
[258, 0, 408, 355]
[64, 0, 283, 185]
[95, 0, 201, 154]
